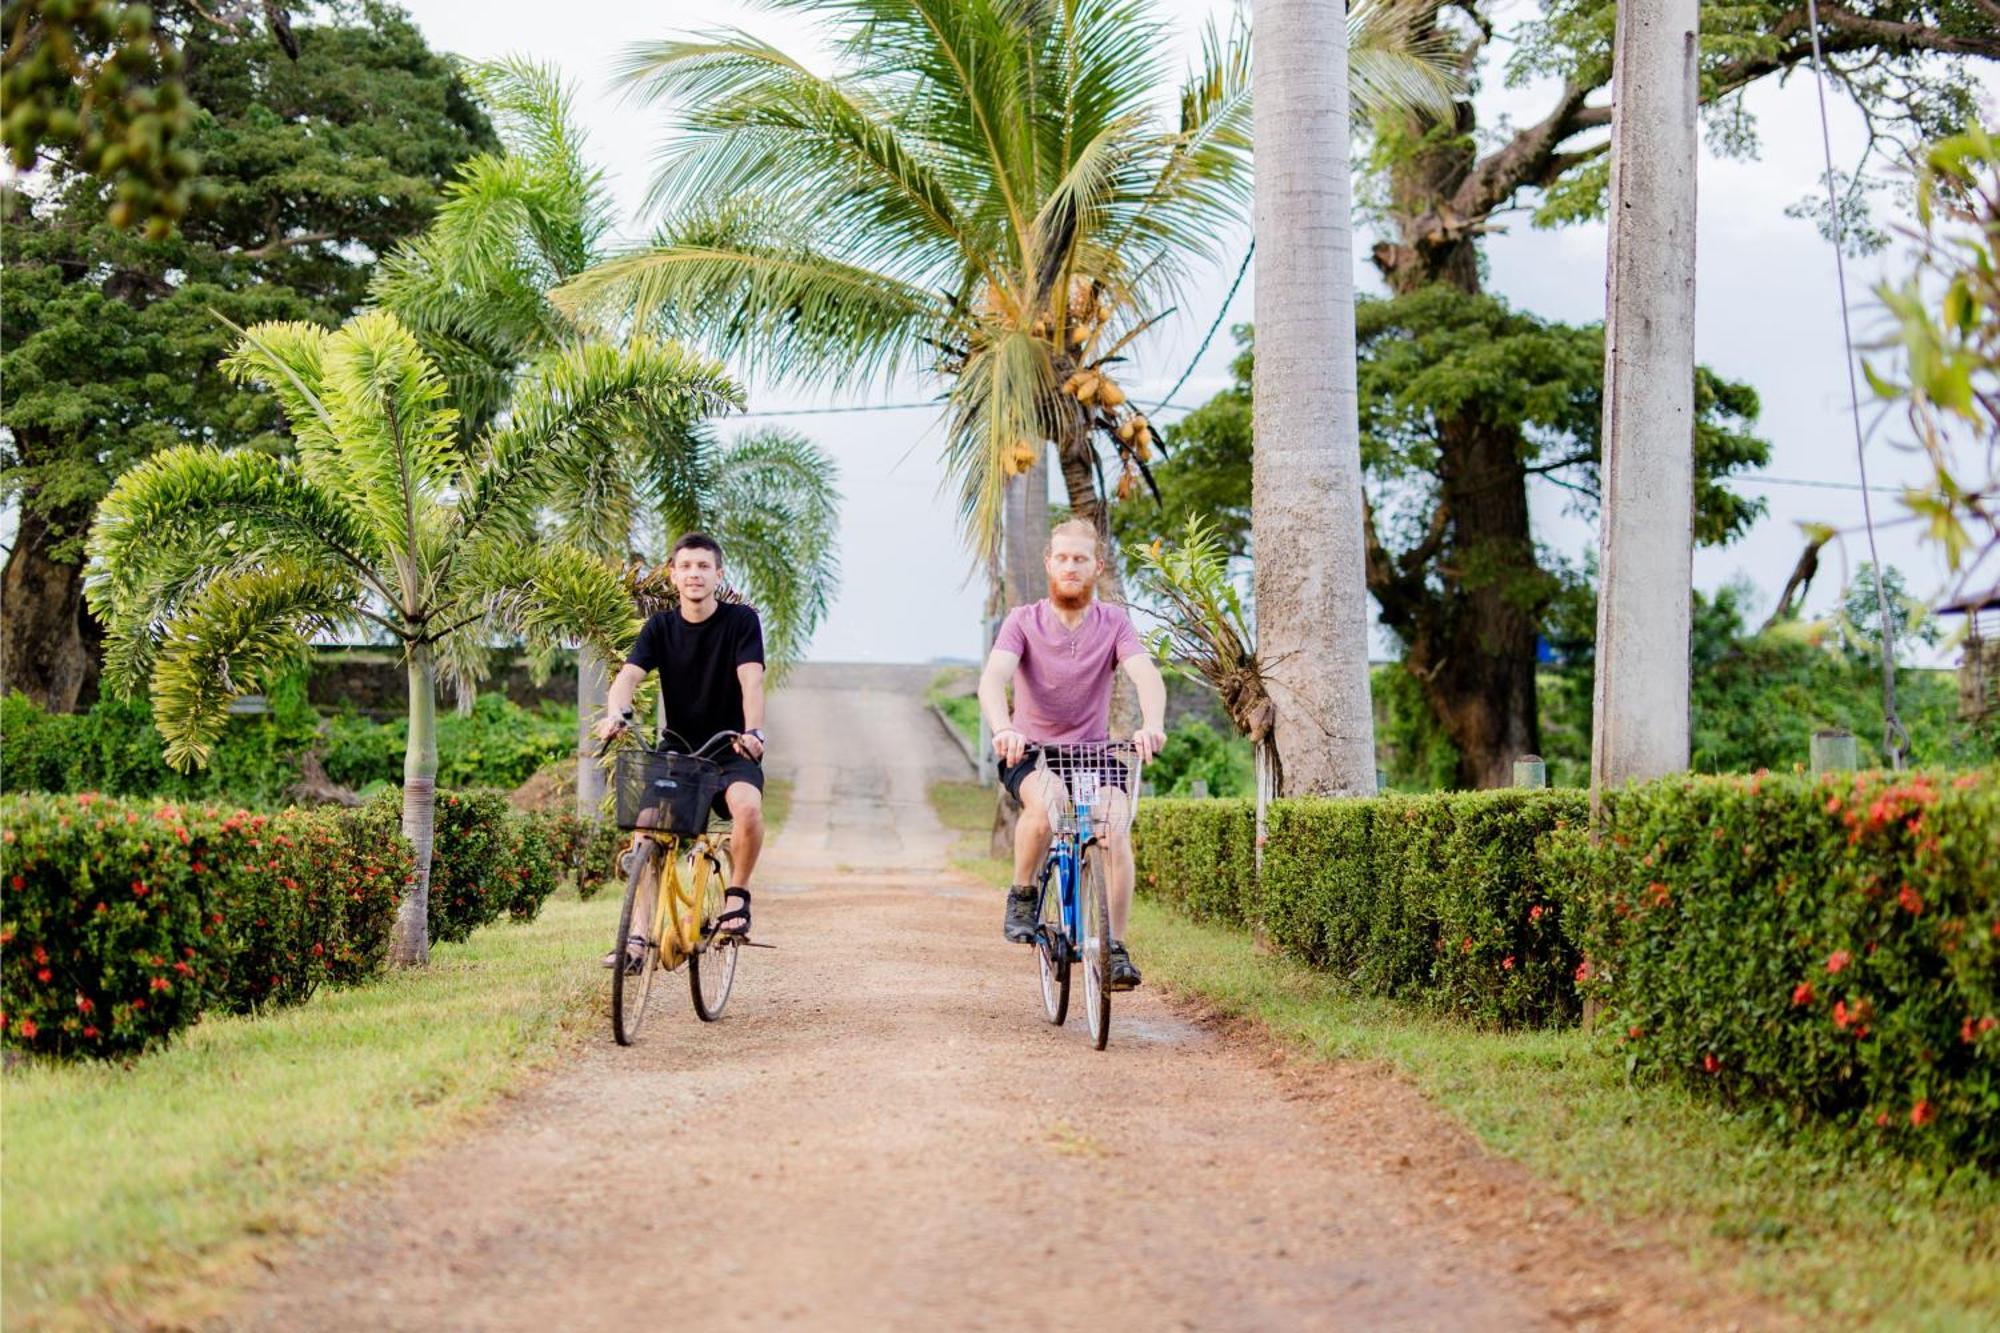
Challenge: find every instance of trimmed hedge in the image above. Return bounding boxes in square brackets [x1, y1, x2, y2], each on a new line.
[1, 795, 409, 1058]
[4, 790, 590, 1061]
[1134, 770, 1999, 1163]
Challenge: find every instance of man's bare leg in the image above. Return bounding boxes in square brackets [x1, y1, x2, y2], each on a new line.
[1012, 770, 1061, 887]
[1100, 789, 1136, 939]
[717, 782, 763, 935]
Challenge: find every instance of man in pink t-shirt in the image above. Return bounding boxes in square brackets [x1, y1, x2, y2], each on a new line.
[978, 519, 1168, 990]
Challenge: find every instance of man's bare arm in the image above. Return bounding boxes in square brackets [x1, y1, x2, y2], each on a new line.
[1121, 653, 1169, 762]
[594, 663, 648, 740]
[979, 648, 1025, 763]
[736, 661, 766, 759]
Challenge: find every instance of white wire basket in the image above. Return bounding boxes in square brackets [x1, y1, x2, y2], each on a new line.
[1033, 742, 1143, 837]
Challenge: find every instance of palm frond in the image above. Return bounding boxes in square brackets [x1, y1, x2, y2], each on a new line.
[703, 428, 842, 671]
[1348, 0, 1461, 123]
[946, 328, 1055, 556]
[146, 561, 358, 771]
[450, 539, 641, 667]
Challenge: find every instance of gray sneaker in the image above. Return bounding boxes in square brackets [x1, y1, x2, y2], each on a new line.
[1003, 886, 1039, 943]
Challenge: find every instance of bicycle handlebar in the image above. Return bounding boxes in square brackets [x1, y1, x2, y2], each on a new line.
[594, 728, 744, 760]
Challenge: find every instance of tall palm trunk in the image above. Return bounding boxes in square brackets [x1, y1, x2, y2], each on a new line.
[992, 451, 1052, 857]
[575, 644, 610, 819]
[1055, 428, 1138, 734]
[393, 641, 439, 967]
[1250, 0, 1379, 795]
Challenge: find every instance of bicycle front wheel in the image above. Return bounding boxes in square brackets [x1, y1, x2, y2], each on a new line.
[1079, 845, 1111, 1050]
[1036, 872, 1070, 1026]
[611, 841, 663, 1046]
[687, 844, 738, 1022]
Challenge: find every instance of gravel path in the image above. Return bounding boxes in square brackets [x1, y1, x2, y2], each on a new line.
[223, 665, 1777, 1332]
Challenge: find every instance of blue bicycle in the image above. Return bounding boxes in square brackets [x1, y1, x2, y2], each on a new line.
[1026, 741, 1143, 1051]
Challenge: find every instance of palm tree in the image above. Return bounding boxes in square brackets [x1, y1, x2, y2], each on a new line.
[375, 59, 840, 818]
[553, 0, 1452, 594]
[1250, 0, 1385, 795]
[84, 311, 738, 965]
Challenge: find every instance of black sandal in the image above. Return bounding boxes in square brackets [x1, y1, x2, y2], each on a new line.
[715, 887, 752, 938]
[600, 933, 647, 974]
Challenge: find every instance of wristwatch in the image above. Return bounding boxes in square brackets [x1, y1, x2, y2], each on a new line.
[746, 728, 765, 743]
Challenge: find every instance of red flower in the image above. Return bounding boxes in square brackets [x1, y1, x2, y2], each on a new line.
[1834, 1000, 1852, 1029]
[1791, 982, 1815, 1007]
[1980, 1016, 1998, 1036]
[18, 1018, 37, 1039]
[95, 903, 107, 914]
[32, 946, 47, 964]
[77, 996, 93, 1014]
[311, 942, 324, 957]
[173, 962, 192, 976]
[35, 967, 52, 983]
[1627, 1026, 1643, 1039]
[1910, 1100, 1935, 1128]
[1964, 1017, 1979, 1044]
[132, 998, 145, 1011]
[1528, 904, 1545, 923]
[82, 1025, 99, 1040]
[175, 827, 189, 844]
[6, 875, 20, 891]
[1460, 936, 1473, 954]
[1826, 950, 1851, 974]
[1875, 1111, 1891, 1128]
[1574, 959, 1592, 983]
[1702, 1053, 1720, 1074]
[149, 977, 171, 993]
[1897, 883, 1924, 915]
[1501, 955, 1515, 971]
[132, 881, 149, 897]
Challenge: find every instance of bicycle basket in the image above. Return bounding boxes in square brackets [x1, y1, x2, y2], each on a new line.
[613, 748, 723, 835]
[1036, 743, 1143, 838]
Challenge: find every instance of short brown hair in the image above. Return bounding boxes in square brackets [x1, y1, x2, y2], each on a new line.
[1046, 518, 1103, 560]
[670, 531, 724, 566]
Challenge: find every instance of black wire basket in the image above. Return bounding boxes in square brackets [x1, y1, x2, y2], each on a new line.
[613, 748, 724, 835]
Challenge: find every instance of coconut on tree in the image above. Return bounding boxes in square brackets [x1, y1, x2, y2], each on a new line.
[375, 58, 841, 819]
[552, 0, 1454, 604]
[85, 310, 740, 965]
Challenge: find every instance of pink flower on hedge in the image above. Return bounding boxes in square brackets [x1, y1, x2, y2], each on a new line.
[7, 876, 20, 891]
[1502, 955, 1515, 971]
[76, 996, 93, 1014]
[1702, 1053, 1720, 1074]
[1910, 1100, 1935, 1128]
[1826, 950, 1851, 974]
[131, 881, 148, 898]
[149, 977, 170, 993]
[1897, 883, 1924, 915]
[35, 967, 51, 983]
[18, 1019, 37, 1039]
[1791, 983, 1815, 1007]
[1876, 1111, 1891, 1128]
[94, 903, 107, 914]
[1834, 1000, 1852, 1029]
[1529, 904, 1545, 923]
[1628, 1026, 1643, 1039]
[82, 1025, 99, 1039]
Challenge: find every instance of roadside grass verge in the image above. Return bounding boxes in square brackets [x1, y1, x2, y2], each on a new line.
[930, 778, 1008, 890]
[927, 780, 2000, 1331]
[2, 890, 617, 1331]
[925, 667, 980, 750]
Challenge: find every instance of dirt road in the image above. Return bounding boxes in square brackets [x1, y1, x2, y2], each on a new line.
[227, 665, 1772, 1332]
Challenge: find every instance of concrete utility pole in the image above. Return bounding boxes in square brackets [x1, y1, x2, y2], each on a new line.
[1591, 0, 1699, 798]
[1249, 0, 1378, 797]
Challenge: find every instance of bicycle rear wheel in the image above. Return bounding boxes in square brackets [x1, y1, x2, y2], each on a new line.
[1035, 870, 1070, 1026]
[687, 845, 737, 1022]
[1079, 844, 1111, 1049]
[611, 841, 664, 1046]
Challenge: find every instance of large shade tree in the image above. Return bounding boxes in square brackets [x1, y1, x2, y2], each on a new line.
[1352, 0, 1997, 785]
[375, 58, 841, 817]
[1, 3, 494, 712]
[553, 0, 1452, 592]
[85, 311, 740, 965]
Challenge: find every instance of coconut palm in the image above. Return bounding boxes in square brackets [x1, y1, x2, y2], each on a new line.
[553, 0, 1454, 584]
[375, 58, 840, 817]
[84, 310, 739, 965]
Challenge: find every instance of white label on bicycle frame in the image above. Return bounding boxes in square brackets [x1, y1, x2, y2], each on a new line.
[1073, 770, 1100, 808]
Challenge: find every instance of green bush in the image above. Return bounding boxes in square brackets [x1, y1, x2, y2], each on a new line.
[324, 695, 577, 793]
[0, 794, 409, 1059]
[1135, 770, 1998, 1163]
[365, 789, 582, 939]
[2, 680, 321, 805]
[1147, 718, 1253, 797]
[1576, 768, 2000, 1165]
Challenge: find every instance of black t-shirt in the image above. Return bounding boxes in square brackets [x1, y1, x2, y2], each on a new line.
[625, 603, 765, 749]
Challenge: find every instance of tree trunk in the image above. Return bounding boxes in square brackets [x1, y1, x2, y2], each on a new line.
[0, 498, 101, 711]
[391, 642, 439, 967]
[575, 643, 610, 820]
[992, 450, 1051, 856]
[1249, 0, 1379, 797]
[1054, 427, 1137, 734]
[1592, 0, 1698, 795]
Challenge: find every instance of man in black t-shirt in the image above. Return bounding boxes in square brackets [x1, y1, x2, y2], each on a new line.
[596, 532, 768, 950]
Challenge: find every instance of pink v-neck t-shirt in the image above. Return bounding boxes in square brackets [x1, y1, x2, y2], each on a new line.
[994, 599, 1145, 743]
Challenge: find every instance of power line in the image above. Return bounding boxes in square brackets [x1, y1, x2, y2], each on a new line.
[1738, 474, 1904, 495]
[734, 395, 1204, 419]
[1149, 241, 1255, 418]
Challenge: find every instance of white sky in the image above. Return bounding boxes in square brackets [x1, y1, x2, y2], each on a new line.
[399, 0, 1997, 666]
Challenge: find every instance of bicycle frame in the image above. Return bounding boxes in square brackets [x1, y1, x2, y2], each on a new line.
[628, 826, 727, 966]
[1037, 783, 1101, 960]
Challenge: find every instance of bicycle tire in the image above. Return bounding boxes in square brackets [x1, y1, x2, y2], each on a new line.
[611, 841, 664, 1046]
[1079, 844, 1111, 1049]
[1036, 871, 1070, 1026]
[688, 845, 738, 1022]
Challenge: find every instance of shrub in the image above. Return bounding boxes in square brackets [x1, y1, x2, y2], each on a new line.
[1134, 769, 2000, 1163]
[0, 794, 409, 1059]
[324, 695, 578, 793]
[1576, 769, 2000, 1166]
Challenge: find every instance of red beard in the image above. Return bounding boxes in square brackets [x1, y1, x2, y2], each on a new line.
[1048, 576, 1095, 612]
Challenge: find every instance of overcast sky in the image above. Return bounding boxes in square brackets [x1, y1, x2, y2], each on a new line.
[398, 0, 1996, 666]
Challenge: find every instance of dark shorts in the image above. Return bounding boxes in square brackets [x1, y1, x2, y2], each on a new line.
[997, 747, 1132, 803]
[710, 754, 763, 819]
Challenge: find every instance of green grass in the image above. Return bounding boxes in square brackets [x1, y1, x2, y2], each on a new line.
[927, 779, 2000, 1331]
[925, 667, 981, 750]
[929, 778, 1010, 889]
[1, 890, 619, 1331]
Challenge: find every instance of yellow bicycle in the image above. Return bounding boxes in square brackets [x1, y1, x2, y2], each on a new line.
[606, 731, 745, 1042]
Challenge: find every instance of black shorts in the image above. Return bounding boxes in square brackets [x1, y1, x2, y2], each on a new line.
[997, 747, 1132, 803]
[710, 754, 763, 819]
